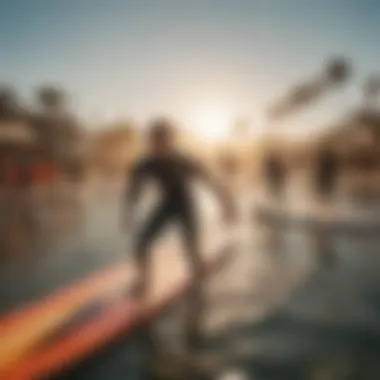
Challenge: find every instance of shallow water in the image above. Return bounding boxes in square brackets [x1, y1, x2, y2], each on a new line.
[1, 185, 380, 379]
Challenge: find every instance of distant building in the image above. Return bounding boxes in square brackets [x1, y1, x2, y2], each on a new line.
[0, 121, 40, 188]
[29, 110, 85, 180]
[0, 113, 85, 188]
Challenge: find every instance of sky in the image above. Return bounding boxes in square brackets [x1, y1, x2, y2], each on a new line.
[1, 0, 380, 139]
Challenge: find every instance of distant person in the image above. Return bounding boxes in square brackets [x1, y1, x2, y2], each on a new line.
[263, 153, 285, 198]
[123, 118, 236, 345]
[315, 149, 338, 198]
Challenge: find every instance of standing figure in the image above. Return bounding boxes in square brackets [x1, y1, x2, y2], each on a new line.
[123, 118, 236, 347]
[315, 149, 338, 199]
[263, 153, 285, 198]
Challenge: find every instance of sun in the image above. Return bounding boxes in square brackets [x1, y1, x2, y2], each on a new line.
[192, 105, 233, 141]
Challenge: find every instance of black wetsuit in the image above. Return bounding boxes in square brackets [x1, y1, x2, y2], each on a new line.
[315, 150, 338, 196]
[128, 152, 201, 261]
[128, 152, 208, 347]
[264, 154, 285, 197]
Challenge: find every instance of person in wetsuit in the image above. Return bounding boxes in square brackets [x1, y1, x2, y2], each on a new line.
[124, 118, 236, 349]
[315, 148, 338, 198]
[263, 153, 285, 198]
[124, 118, 236, 301]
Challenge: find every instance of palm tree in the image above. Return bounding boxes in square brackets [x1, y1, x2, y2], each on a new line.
[324, 56, 352, 86]
[33, 85, 79, 161]
[268, 56, 352, 121]
[36, 86, 67, 115]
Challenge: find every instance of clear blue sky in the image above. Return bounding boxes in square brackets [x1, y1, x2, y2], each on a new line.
[1, 0, 380, 137]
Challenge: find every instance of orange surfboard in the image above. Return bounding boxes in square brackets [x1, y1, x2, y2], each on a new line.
[0, 263, 135, 371]
[0, 264, 132, 330]
[1, 244, 233, 380]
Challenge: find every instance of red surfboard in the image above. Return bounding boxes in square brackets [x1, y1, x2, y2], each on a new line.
[0, 263, 135, 371]
[1, 242, 233, 380]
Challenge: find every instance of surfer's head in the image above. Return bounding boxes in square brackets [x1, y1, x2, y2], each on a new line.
[146, 117, 177, 155]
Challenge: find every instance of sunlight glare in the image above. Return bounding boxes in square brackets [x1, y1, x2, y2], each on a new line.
[192, 105, 233, 141]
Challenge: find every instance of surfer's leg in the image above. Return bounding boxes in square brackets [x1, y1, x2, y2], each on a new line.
[134, 203, 172, 300]
[134, 204, 174, 353]
[178, 206, 204, 349]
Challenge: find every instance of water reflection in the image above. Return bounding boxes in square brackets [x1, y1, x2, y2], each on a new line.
[0, 185, 84, 264]
[310, 227, 336, 267]
[0, 184, 105, 314]
[2, 186, 380, 379]
[239, 200, 380, 379]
